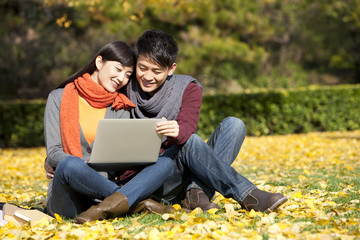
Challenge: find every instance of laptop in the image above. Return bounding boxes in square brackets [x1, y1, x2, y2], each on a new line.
[87, 119, 163, 171]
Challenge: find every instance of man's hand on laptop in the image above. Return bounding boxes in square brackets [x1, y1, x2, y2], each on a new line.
[156, 118, 179, 138]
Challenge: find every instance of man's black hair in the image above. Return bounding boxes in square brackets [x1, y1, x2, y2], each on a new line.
[134, 30, 178, 68]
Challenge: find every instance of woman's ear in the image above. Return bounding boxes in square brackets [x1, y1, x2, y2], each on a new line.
[95, 56, 103, 70]
[168, 63, 177, 76]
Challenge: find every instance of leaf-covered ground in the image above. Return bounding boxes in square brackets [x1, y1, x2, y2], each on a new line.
[1, 130, 359, 239]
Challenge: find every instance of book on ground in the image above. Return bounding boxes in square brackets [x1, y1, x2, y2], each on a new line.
[2, 203, 53, 227]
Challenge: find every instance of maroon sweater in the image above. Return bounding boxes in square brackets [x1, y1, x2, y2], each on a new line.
[161, 82, 202, 150]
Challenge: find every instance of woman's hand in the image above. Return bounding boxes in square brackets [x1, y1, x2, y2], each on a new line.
[44, 157, 55, 179]
[156, 118, 179, 138]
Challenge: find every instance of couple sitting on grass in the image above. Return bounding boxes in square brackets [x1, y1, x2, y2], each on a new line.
[43, 29, 288, 223]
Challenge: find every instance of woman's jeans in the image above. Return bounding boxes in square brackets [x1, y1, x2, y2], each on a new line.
[46, 156, 174, 218]
[152, 117, 257, 203]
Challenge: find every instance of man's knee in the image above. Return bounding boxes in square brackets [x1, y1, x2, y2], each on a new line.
[186, 134, 204, 147]
[223, 117, 246, 135]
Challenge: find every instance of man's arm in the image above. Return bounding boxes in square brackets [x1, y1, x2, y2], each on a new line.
[164, 82, 202, 146]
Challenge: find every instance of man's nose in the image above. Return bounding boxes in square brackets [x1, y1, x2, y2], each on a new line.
[143, 71, 153, 80]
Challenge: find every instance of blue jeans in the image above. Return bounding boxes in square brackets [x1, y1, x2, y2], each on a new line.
[46, 156, 174, 218]
[152, 117, 257, 203]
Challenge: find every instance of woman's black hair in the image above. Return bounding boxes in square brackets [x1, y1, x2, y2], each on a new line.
[56, 41, 135, 89]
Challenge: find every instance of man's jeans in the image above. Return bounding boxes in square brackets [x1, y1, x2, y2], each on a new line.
[46, 156, 174, 218]
[153, 117, 257, 203]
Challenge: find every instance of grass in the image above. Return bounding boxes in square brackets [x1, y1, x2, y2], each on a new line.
[0, 130, 359, 239]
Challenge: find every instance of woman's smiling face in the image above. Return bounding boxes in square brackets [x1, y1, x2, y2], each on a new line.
[92, 56, 133, 93]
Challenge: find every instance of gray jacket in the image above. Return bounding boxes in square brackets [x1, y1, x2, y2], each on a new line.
[44, 88, 130, 167]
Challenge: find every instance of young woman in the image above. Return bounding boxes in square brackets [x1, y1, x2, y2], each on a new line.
[44, 41, 174, 224]
[126, 30, 288, 213]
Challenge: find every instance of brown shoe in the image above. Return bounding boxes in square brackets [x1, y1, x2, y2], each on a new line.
[241, 189, 287, 213]
[129, 198, 174, 214]
[182, 188, 220, 211]
[73, 192, 129, 224]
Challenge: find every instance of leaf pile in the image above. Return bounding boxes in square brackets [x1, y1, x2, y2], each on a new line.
[1, 130, 359, 239]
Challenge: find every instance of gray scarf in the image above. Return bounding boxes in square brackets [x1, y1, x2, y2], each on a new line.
[126, 75, 202, 120]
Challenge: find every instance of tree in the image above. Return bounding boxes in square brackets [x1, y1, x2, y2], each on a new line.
[0, 0, 358, 99]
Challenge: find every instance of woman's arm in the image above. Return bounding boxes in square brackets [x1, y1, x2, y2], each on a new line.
[44, 89, 71, 168]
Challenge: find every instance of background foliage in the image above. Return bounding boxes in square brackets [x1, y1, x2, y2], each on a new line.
[0, 0, 359, 99]
[1, 85, 359, 148]
[198, 84, 360, 137]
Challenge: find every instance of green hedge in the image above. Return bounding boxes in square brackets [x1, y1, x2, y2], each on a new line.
[198, 84, 360, 138]
[0, 100, 46, 148]
[1, 85, 359, 147]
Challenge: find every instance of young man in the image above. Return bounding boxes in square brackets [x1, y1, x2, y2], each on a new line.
[126, 30, 288, 213]
[126, 29, 218, 211]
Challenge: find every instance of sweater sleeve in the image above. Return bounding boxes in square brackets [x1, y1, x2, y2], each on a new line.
[163, 82, 202, 147]
[44, 89, 71, 168]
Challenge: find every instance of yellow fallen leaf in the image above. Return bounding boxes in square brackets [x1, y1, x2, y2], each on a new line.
[172, 204, 181, 210]
[325, 201, 337, 206]
[189, 207, 202, 215]
[224, 203, 240, 217]
[298, 175, 307, 181]
[162, 213, 176, 220]
[148, 228, 161, 240]
[54, 213, 62, 223]
[305, 199, 315, 209]
[248, 209, 257, 218]
[105, 223, 115, 234]
[316, 218, 330, 226]
[180, 214, 188, 222]
[346, 166, 354, 171]
[292, 192, 302, 199]
[208, 208, 219, 215]
[30, 217, 49, 228]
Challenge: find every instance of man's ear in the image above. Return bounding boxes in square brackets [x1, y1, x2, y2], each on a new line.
[168, 63, 177, 76]
[95, 56, 103, 70]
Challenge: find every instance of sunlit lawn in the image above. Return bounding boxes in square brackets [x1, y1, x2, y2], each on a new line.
[1, 130, 359, 239]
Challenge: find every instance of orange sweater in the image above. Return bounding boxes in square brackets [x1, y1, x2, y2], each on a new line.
[79, 96, 106, 144]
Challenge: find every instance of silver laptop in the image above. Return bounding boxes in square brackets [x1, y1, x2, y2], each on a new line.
[88, 119, 163, 171]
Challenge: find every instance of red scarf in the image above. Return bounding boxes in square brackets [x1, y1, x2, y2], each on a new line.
[60, 73, 135, 158]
